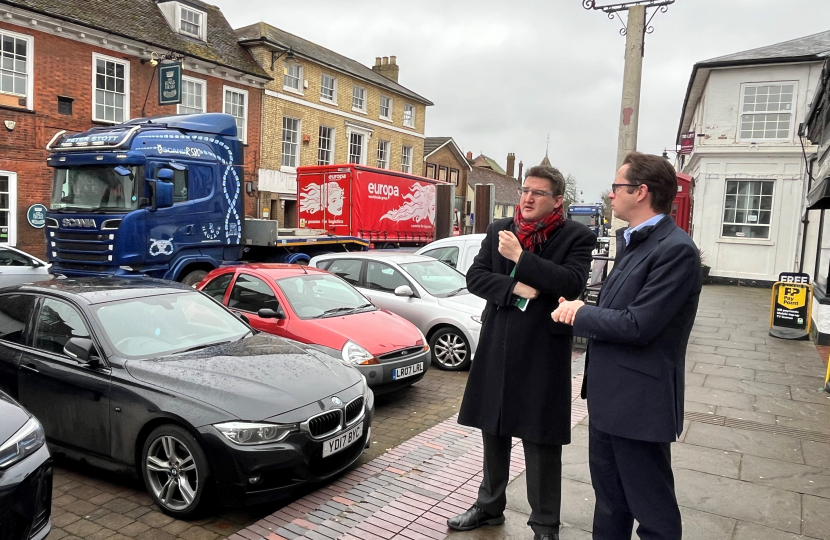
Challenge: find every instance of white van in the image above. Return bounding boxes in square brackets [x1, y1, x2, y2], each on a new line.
[415, 234, 486, 275]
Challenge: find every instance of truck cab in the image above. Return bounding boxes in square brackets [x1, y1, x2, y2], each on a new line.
[44, 113, 244, 285]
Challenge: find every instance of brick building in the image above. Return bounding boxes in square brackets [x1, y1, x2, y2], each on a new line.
[236, 23, 433, 226]
[0, 0, 268, 256]
[466, 153, 521, 225]
[423, 137, 472, 222]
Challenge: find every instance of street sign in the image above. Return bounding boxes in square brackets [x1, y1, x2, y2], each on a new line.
[27, 203, 46, 228]
[158, 62, 182, 106]
[779, 271, 810, 284]
[680, 131, 695, 155]
[769, 282, 812, 340]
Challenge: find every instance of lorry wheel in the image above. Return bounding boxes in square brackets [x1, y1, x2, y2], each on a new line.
[181, 270, 208, 287]
[429, 327, 471, 371]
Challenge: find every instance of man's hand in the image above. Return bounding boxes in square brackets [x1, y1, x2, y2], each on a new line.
[513, 282, 539, 300]
[498, 231, 523, 263]
[552, 297, 585, 325]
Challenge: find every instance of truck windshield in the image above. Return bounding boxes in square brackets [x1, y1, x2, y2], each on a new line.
[569, 214, 596, 226]
[51, 165, 143, 212]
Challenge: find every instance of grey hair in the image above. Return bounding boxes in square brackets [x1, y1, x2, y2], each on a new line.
[524, 165, 565, 198]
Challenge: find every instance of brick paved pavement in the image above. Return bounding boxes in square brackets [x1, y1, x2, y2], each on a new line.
[45, 367, 470, 540]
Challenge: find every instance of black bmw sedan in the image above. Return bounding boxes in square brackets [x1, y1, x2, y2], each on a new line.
[0, 278, 373, 518]
[0, 391, 52, 540]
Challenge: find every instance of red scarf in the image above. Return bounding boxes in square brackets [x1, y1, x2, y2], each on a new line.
[513, 204, 566, 253]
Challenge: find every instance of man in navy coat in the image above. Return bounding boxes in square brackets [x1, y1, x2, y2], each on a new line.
[553, 152, 701, 540]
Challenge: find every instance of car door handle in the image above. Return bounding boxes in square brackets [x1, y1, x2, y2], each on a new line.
[20, 364, 39, 374]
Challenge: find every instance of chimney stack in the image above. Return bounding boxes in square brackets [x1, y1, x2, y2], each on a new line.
[506, 153, 516, 177]
[517, 160, 523, 181]
[372, 55, 399, 83]
[466, 151, 473, 160]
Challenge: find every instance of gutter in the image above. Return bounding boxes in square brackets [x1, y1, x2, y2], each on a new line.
[676, 55, 825, 145]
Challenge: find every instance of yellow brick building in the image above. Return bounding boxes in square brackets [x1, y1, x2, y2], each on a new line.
[236, 23, 433, 226]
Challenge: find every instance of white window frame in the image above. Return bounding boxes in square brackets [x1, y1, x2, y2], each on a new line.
[0, 29, 34, 110]
[377, 140, 390, 169]
[92, 52, 130, 124]
[738, 82, 797, 142]
[380, 95, 393, 121]
[178, 4, 207, 40]
[403, 103, 415, 128]
[352, 85, 367, 113]
[346, 124, 372, 165]
[320, 73, 337, 104]
[283, 63, 303, 95]
[282, 116, 301, 170]
[401, 145, 413, 173]
[720, 179, 775, 240]
[318, 125, 334, 165]
[223, 86, 249, 144]
[178, 75, 206, 115]
[0, 171, 17, 246]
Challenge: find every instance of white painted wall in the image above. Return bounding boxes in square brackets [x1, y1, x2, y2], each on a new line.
[682, 62, 822, 282]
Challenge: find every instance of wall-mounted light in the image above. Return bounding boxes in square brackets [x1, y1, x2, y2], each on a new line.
[271, 47, 297, 70]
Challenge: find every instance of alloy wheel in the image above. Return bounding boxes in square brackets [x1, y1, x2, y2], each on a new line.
[145, 435, 199, 511]
[434, 332, 468, 368]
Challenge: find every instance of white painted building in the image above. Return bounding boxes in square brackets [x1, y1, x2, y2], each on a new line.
[676, 32, 827, 285]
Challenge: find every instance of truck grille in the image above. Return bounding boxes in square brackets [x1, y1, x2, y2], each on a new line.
[56, 263, 108, 272]
[378, 346, 424, 363]
[307, 411, 341, 438]
[54, 231, 110, 242]
[345, 397, 364, 424]
[59, 252, 109, 262]
[51, 230, 114, 267]
[58, 242, 109, 252]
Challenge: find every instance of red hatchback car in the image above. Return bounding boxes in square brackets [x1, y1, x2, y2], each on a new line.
[197, 264, 429, 393]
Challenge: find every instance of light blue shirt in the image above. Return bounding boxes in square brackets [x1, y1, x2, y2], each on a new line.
[623, 214, 666, 246]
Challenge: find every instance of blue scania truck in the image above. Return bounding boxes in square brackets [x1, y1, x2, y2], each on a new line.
[44, 113, 368, 285]
[567, 203, 607, 238]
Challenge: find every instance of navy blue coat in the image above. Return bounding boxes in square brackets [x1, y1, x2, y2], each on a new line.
[574, 216, 701, 443]
[459, 218, 595, 445]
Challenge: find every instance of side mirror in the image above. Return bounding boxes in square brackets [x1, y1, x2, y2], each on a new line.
[394, 285, 414, 297]
[64, 337, 95, 363]
[157, 168, 175, 182]
[258, 307, 286, 320]
[150, 179, 174, 209]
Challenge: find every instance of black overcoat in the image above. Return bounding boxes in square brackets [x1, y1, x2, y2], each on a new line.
[457, 217, 595, 445]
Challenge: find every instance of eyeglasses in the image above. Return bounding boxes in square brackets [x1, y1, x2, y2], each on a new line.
[518, 187, 554, 198]
[610, 183, 641, 194]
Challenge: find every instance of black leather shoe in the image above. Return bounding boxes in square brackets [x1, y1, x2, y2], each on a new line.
[446, 505, 505, 531]
[533, 534, 559, 540]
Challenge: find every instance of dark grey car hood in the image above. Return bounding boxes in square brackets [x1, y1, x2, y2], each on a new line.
[124, 334, 362, 422]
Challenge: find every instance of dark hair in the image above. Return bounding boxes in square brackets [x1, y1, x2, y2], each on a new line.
[524, 165, 565, 198]
[622, 152, 677, 214]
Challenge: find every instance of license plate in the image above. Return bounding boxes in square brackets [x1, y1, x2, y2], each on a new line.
[392, 362, 424, 380]
[322, 422, 363, 458]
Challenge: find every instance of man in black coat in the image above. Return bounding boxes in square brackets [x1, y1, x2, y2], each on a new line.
[553, 152, 701, 540]
[448, 165, 595, 540]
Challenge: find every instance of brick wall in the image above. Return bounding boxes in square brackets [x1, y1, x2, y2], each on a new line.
[0, 21, 263, 256]
[423, 145, 469, 200]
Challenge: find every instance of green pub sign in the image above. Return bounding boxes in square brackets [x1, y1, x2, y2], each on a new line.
[158, 62, 183, 106]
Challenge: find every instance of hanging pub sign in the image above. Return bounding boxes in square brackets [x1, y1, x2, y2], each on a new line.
[679, 132, 695, 155]
[158, 62, 182, 106]
[769, 281, 813, 340]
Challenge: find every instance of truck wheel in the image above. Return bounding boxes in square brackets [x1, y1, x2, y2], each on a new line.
[141, 424, 210, 518]
[429, 327, 471, 371]
[181, 270, 208, 287]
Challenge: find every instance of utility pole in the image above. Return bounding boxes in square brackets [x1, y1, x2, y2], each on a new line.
[584, 0, 675, 253]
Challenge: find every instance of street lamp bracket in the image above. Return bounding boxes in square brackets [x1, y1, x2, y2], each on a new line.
[271, 47, 297, 70]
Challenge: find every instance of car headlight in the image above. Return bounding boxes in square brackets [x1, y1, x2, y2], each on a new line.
[0, 417, 46, 469]
[342, 340, 378, 365]
[214, 421, 297, 445]
[471, 315, 483, 324]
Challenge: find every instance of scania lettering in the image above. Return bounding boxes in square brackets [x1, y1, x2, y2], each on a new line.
[44, 113, 369, 285]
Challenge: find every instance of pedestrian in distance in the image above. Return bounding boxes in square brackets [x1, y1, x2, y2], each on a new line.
[552, 151, 702, 540]
[448, 165, 596, 540]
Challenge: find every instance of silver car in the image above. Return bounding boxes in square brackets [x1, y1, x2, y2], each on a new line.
[0, 246, 51, 288]
[309, 252, 484, 371]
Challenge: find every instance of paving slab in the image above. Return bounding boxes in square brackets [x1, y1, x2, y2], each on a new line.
[682, 422, 804, 463]
[671, 443, 742, 479]
[684, 385, 757, 410]
[740, 455, 830, 499]
[802, 495, 830, 539]
[703, 375, 792, 399]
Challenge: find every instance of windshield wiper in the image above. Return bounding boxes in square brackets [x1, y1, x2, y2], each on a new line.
[177, 340, 232, 354]
[320, 304, 374, 317]
[446, 287, 467, 297]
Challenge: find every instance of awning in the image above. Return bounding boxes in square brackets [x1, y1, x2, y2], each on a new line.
[807, 176, 830, 210]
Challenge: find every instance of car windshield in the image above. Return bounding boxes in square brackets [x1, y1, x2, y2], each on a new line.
[91, 292, 250, 358]
[277, 274, 375, 319]
[400, 260, 468, 297]
[51, 165, 143, 212]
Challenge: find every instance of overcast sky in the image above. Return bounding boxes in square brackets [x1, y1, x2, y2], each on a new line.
[216, 0, 830, 202]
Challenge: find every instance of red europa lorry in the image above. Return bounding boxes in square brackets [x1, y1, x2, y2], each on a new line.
[297, 164, 449, 248]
